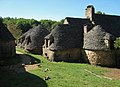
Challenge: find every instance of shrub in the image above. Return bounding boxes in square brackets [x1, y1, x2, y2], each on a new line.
[114, 37, 120, 49]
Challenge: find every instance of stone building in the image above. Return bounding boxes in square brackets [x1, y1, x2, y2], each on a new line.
[43, 24, 86, 62]
[18, 25, 49, 54]
[83, 5, 120, 67]
[83, 25, 116, 67]
[43, 5, 120, 67]
[0, 20, 16, 59]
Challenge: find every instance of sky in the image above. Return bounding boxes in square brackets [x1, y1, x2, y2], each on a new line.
[0, 0, 120, 21]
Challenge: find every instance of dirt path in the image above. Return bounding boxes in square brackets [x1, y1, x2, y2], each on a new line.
[17, 51, 40, 71]
[16, 51, 31, 65]
[103, 67, 120, 80]
[1, 51, 40, 73]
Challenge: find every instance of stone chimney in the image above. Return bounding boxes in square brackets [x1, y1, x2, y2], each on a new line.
[84, 25, 88, 33]
[85, 5, 95, 21]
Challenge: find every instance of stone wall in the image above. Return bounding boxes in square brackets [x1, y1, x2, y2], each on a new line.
[83, 50, 116, 67]
[115, 50, 120, 68]
[63, 19, 69, 24]
[0, 41, 16, 59]
[43, 47, 55, 61]
[43, 46, 120, 67]
[43, 48, 84, 62]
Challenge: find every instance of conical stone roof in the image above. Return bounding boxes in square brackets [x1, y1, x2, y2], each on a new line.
[18, 24, 49, 54]
[83, 25, 115, 50]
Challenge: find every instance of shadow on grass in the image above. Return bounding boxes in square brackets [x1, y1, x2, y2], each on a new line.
[0, 53, 48, 87]
[1, 54, 22, 66]
[23, 54, 41, 64]
[1, 53, 41, 66]
[0, 69, 48, 87]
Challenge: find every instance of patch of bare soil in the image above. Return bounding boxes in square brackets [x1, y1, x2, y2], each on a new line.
[103, 67, 120, 80]
[24, 64, 40, 71]
[16, 51, 40, 72]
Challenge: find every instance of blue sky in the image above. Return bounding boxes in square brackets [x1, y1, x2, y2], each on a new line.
[0, 0, 120, 21]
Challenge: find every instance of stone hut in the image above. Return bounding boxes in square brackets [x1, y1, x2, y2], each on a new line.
[0, 20, 16, 59]
[42, 5, 120, 67]
[83, 25, 116, 67]
[84, 5, 120, 67]
[18, 25, 49, 54]
[43, 24, 85, 62]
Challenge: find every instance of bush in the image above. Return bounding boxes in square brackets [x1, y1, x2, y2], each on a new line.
[114, 37, 120, 49]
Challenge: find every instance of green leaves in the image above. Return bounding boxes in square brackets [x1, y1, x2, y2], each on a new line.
[3, 17, 41, 39]
[96, 11, 105, 15]
[114, 37, 120, 49]
[40, 19, 61, 31]
[2, 17, 64, 39]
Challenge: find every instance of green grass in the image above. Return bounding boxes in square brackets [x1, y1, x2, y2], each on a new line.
[0, 47, 120, 87]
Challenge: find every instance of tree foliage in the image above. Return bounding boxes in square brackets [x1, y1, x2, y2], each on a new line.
[114, 37, 120, 49]
[0, 16, 3, 22]
[96, 11, 105, 15]
[2, 17, 64, 39]
[3, 17, 41, 33]
[40, 19, 62, 31]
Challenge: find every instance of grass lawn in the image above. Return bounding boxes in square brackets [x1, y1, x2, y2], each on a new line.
[0, 47, 120, 87]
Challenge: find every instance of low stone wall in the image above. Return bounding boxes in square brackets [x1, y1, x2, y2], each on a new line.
[83, 50, 116, 67]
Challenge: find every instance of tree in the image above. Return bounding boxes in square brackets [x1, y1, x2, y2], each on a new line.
[60, 19, 65, 24]
[3, 17, 39, 39]
[114, 37, 120, 49]
[2, 17, 64, 39]
[0, 16, 3, 22]
[96, 11, 105, 15]
[6, 20, 22, 39]
[40, 19, 60, 31]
